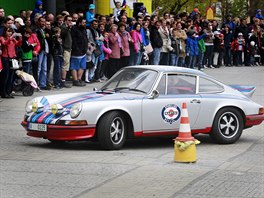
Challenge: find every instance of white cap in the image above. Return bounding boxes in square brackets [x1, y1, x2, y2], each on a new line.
[213, 31, 220, 35]
[238, 32, 243, 36]
[250, 41, 255, 46]
[15, 17, 25, 26]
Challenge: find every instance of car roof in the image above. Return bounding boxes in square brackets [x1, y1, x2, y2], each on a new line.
[125, 65, 211, 78]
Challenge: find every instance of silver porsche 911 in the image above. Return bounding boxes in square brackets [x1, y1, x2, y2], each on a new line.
[21, 66, 264, 150]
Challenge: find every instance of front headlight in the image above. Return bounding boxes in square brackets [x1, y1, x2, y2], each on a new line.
[51, 104, 64, 115]
[70, 103, 82, 118]
[25, 99, 44, 114]
[25, 99, 36, 113]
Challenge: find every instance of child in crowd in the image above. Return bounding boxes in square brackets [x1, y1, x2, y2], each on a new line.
[85, 42, 95, 83]
[21, 27, 37, 74]
[231, 32, 245, 66]
[113, 0, 124, 23]
[186, 30, 206, 69]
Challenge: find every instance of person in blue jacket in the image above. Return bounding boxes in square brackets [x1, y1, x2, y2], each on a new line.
[30, 0, 45, 24]
[86, 4, 95, 27]
[255, 9, 264, 20]
[186, 30, 206, 69]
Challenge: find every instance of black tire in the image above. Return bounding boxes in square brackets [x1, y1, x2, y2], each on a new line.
[97, 111, 126, 150]
[22, 86, 34, 96]
[210, 108, 244, 144]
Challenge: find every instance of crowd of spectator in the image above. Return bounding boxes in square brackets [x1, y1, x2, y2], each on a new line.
[0, 0, 264, 99]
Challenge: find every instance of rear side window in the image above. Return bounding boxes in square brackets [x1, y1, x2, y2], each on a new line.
[199, 77, 224, 93]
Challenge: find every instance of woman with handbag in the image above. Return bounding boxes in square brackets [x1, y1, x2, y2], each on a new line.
[0, 27, 22, 98]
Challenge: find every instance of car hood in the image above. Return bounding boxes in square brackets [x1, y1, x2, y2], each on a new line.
[36, 91, 145, 108]
[28, 91, 145, 124]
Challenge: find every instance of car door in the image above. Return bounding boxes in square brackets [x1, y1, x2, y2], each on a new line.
[142, 73, 201, 134]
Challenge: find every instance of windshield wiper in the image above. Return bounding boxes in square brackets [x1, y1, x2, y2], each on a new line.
[114, 87, 146, 94]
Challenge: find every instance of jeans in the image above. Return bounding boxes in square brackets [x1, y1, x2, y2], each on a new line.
[135, 51, 143, 65]
[197, 52, 204, 70]
[129, 51, 143, 66]
[177, 57, 185, 67]
[37, 51, 47, 88]
[22, 61, 32, 74]
[53, 56, 63, 86]
[87, 54, 98, 81]
[170, 53, 178, 66]
[188, 55, 196, 68]
[150, 48, 161, 65]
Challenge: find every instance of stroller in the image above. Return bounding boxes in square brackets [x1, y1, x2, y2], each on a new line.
[14, 70, 39, 96]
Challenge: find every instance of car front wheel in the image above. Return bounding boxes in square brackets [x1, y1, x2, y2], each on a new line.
[210, 108, 244, 144]
[97, 111, 126, 150]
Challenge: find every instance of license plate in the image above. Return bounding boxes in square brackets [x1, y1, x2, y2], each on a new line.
[28, 123, 47, 132]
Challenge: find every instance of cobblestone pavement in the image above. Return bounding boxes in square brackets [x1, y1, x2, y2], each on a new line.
[0, 66, 263, 198]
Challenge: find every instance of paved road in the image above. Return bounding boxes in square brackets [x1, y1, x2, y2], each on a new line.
[0, 66, 263, 198]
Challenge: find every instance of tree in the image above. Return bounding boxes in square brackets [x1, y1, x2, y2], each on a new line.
[152, 0, 191, 15]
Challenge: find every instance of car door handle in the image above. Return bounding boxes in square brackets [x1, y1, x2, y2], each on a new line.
[190, 99, 201, 104]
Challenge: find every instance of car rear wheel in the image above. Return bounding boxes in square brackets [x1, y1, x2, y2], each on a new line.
[97, 111, 126, 150]
[210, 108, 244, 144]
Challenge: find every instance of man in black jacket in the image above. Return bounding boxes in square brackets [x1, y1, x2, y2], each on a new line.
[149, 21, 163, 65]
[70, 17, 88, 86]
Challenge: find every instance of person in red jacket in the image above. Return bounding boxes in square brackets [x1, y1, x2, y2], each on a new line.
[231, 32, 245, 66]
[0, 27, 22, 98]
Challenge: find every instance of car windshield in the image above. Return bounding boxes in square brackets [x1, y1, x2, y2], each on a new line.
[100, 68, 158, 94]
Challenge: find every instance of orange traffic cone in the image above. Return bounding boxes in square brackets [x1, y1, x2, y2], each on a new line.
[176, 102, 195, 142]
[174, 102, 197, 163]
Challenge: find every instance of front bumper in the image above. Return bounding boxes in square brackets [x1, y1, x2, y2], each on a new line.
[21, 121, 96, 141]
[245, 114, 264, 127]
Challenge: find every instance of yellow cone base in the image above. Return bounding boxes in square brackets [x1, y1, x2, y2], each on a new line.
[174, 143, 197, 163]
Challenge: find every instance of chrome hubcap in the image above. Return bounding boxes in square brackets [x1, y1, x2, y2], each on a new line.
[218, 112, 239, 138]
[110, 117, 124, 144]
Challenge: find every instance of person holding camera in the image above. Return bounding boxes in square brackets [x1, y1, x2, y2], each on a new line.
[0, 27, 22, 98]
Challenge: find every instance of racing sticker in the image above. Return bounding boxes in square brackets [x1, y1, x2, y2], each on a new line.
[161, 104, 181, 124]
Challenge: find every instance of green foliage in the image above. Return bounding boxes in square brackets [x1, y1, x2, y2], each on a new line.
[152, 0, 263, 19]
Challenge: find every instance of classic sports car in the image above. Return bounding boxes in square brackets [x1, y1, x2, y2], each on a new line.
[21, 66, 264, 150]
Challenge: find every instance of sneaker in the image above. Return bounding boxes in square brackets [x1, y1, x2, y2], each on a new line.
[61, 81, 72, 88]
[73, 80, 82, 86]
[199, 68, 204, 71]
[54, 85, 62, 89]
[209, 65, 215, 68]
[79, 80, 86, 86]
[40, 86, 52, 90]
[85, 80, 90, 83]
[93, 79, 102, 82]
[203, 65, 208, 68]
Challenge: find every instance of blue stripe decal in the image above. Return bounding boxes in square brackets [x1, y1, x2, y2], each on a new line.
[41, 93, 105, 124]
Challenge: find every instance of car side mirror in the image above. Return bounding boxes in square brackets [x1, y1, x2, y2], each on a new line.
[149, 90, 159, 99]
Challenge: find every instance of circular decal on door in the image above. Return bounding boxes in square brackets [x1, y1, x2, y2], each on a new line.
[161, 104, 181, 124]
